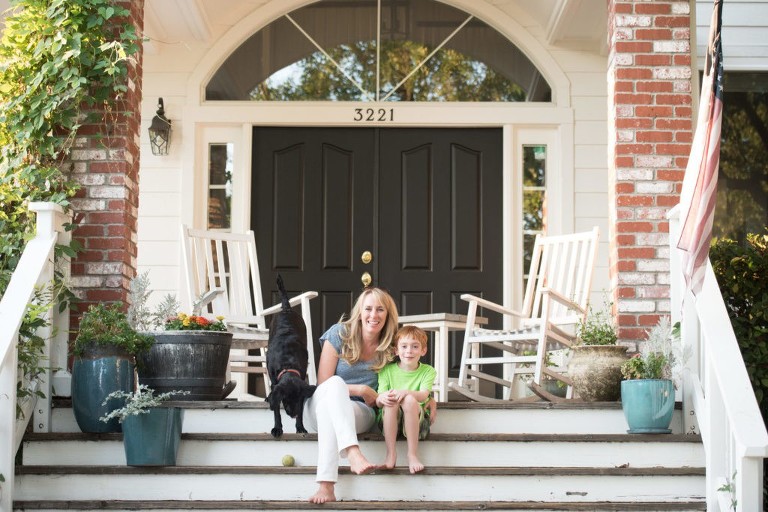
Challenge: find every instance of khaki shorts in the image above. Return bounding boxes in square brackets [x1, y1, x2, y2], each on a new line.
[377, 402, 431, 440]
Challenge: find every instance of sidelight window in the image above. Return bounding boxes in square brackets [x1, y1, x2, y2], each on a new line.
[522, 144, 546, 276]
[207, 143, 234, 230]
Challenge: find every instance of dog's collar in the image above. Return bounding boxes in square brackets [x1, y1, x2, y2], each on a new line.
[277, 368, 302, 381]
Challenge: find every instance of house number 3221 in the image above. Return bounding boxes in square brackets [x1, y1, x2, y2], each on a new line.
[353, 108, 394, 122]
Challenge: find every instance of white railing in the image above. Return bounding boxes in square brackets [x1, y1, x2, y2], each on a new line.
[0, 202, 70, 512]
[669, 205, 768, 511]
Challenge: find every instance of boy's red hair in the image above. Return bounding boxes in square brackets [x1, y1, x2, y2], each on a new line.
[395, 325, 428, 350]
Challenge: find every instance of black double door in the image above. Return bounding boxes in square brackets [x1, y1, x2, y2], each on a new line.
[252, 127, 502, 371]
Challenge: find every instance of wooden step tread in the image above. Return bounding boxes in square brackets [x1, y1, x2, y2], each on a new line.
[55, 398, 659, 411]
[16, 465, 706, 476]
[11, 499, 708, 510]
[24, 432, 703, 443]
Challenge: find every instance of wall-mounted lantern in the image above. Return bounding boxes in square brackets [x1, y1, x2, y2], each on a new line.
[148, 98, 171, 156]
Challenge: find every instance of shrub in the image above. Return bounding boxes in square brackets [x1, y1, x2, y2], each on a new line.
[710, 233, 768, 412]
[710, 232, 768, 503]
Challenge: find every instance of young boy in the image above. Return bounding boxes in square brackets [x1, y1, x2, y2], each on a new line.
[375, 325, 437, 474]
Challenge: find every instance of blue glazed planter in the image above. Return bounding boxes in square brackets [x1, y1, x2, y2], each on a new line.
[123, 407, 184, 466]
[621, 379, 675, 434]
[71, 345, 135, 433]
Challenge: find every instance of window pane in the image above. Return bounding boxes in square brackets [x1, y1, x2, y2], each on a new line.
[714, 72, 768, 241]
[523, 191, 544, 232]
[207, 143, 233, 230]
[209, 144, 231, 185]
[208, 189, 231, 230]
[523, 145, 546, 187]
[523, 234, 536, 277]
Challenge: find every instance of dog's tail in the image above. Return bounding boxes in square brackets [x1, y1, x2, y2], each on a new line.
[276, 273, 291, 311]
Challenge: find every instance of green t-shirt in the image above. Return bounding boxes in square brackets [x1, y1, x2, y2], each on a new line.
[377, 362, 436, 404]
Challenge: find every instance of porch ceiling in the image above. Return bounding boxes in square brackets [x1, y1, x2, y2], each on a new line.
[144, 0, 608, 54]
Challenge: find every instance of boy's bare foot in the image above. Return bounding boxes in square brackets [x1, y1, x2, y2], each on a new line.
[347, 446, 377, 475]
[382, 451, 397, 470]
[309, 482, 336, 504]
[408, 454, 425, 474]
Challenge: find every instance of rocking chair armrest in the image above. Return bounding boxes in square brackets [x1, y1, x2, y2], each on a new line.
[193, 288, 225, 314]
[262, 291, 319, 317]
[541, 288, 587, 316]
[459, 294, 525, 318]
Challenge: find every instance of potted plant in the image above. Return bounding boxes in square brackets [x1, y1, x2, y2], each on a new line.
[128, 272, 234, 400]
[137, 313, 235, 400]
[567, 303, 628, 401]
[620, 317, 681, 433]
[100, 384, 189, 466]
[71, 303, 154, 433]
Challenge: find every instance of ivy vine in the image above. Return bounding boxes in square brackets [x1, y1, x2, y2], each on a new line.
[0, 0, 139, 416]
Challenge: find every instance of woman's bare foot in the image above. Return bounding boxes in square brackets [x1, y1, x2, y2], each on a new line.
[382, 451, 397, 470]
[347, 446, 377, 475]
[408, 454, 425, 474]
[308, 482, 336, 504]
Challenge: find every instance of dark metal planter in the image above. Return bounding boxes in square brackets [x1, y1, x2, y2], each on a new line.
[137, 331, 233, 400]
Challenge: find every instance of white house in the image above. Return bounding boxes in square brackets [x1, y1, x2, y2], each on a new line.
[2, 0, 767, 510]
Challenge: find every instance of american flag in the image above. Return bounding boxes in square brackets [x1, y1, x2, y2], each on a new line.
[677, 0, 724, 296]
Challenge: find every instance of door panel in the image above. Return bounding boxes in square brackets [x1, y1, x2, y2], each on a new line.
[252, 127, 501, 375]
[253, 128, 376, 340]
[378, 129, 503, 319]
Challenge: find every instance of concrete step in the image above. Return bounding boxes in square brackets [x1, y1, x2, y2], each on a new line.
[22, 432, 704, 468]
[14, 465, 705, 503]
[49, 399, 686, 435]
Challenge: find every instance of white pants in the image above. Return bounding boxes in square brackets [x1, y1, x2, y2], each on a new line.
[302, 375, 376, 482]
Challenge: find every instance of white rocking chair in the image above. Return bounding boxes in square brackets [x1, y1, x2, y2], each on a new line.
[180, 225, 318, 400]
[449, 227, 600, 402]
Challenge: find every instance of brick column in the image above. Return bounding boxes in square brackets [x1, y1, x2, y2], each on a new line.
[70, 0, 144, 317]
[606, 0, 693, 343]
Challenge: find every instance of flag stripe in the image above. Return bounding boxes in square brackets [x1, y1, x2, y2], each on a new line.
[676, 0, 723, 296]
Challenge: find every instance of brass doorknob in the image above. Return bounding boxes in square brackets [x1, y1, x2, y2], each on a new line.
[361, 272, 372, 287]
[361, 250, 373, 264]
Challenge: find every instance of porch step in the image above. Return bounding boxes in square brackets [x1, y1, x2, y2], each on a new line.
[49, 399, 686, 435]
[14, 465, 705, 501]
[11, 499, 708, 511]
[15, 400, 705, 511]
[22, 432, 704, 468]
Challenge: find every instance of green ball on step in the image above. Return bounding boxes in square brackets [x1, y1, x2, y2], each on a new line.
[282, 454, 295, 467]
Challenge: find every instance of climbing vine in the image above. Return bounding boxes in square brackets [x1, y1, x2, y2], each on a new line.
[0, 0, 139, 415]
[0, 0, 139, 293]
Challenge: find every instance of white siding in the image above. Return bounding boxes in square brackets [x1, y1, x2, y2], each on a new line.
[696, 0, 768, 70]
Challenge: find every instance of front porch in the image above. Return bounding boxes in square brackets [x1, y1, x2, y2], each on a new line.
[0, 203, 764, 510]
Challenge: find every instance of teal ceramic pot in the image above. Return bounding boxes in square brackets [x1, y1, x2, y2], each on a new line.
[621, 379, 675, 434]
[122, 407, 184, 466]
[72, 344, 135, 433]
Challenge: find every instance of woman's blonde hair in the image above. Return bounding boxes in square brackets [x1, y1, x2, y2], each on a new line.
[339, 287, 398, 371]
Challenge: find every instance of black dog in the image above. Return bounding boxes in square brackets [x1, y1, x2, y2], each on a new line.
[266, 274, 316, 438]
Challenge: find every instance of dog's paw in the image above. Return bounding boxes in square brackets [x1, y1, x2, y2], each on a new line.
[271, 427, 284, 438]
[296, 426, 308, 434]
